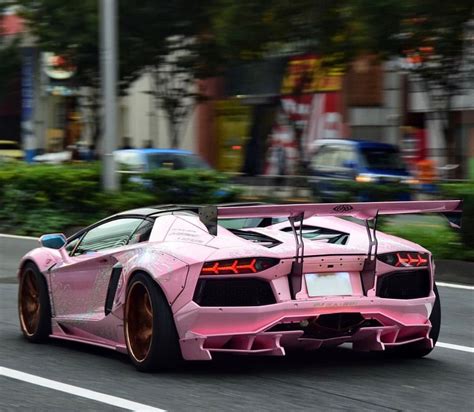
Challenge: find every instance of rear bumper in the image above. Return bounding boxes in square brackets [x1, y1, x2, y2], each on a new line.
[175, 294, 435, 360]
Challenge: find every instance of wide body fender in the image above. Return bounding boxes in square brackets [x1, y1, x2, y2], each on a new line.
[18, 247, 63, 280]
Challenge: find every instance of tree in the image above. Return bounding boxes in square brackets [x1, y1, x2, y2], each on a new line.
[210, 0, 474, 175]
[398, 1, 474, 176]
[127, 0, 221, 148]
[15, 0, 221, 148]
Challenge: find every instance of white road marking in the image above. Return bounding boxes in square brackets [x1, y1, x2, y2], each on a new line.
[437, 282, 474, 291]
[0, 366, 166, 412]
[437, 342, 474, 353]
[0, 233, 37, 240]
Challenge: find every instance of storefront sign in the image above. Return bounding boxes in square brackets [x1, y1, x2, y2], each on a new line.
[43, 52, 76, 80]
[281, 55, 344, 95]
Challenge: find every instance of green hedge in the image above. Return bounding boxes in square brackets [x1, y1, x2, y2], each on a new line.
[311, 180, 413, 202]
[380, 216, 473, 261]
[0, 163, 238, 236]
[440, 182, 474, 249]
[379, 182, 474, 261]
[143, 169, 239, 204]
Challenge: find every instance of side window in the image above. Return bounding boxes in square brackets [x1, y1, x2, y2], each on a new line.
[128, 219, 155, 245]
[148, 154, 175, 170]
[160, 155, 177, 170]
[115, 152, 144, 172]
[311, 145, 338, 168]
[65, 236, 81, 255]
[335, 146, 357, 168]
[73, 218, 144, 256]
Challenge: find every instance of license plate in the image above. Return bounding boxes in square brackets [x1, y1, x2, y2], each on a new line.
[305, 272, 353, 297]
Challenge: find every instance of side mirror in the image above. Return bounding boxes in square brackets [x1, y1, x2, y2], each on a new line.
[40, 233, 67, 250]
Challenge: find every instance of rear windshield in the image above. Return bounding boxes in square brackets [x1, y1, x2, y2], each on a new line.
[0, 142, 20, 150]
[361, 147, 406, 171]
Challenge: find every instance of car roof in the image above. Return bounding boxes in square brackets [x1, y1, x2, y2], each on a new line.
[314, 139, 397, 150]
[114, 204, 201, 217]
[114, 202, 265, 218]
[115, 148, 194, 155]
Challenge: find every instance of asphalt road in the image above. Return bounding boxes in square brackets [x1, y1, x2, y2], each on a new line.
[0, 235, 473, 411]
[0, 283, 472, 411]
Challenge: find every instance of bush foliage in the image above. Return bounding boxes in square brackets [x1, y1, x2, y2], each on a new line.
[0, 162, 471, 262]
[440, 183, 474, 249]
[0, 163, 238, 236]
[311, 180, 413, 202]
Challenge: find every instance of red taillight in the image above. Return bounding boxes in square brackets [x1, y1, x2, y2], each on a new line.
[378, 252, 429, 267]
[200, 258, 279, 275]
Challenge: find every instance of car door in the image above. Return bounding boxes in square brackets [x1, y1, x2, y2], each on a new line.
[50, 217, 145, 320]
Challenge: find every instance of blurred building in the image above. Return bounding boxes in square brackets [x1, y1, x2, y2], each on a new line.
[196, 53, 474, 179]
[0, 9, 196, 160]
[118, 72, 195, 151]
[1, 7, 471, 176]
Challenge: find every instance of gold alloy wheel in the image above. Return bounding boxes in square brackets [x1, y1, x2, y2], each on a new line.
[125, 282, 154, 362]
[19, 269, 41, 336]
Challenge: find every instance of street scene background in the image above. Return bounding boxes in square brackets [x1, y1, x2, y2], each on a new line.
[0, 1, 473, 411]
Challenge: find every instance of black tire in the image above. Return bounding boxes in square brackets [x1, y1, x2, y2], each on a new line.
[18, 262, 52, 342]
[124, 272, 181, 372]
[388, 283, 441, 358]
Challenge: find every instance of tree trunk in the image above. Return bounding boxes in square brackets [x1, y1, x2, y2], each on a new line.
[168, 116, 179, 148]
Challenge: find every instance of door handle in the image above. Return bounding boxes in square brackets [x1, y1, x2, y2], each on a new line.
[99, 258, 109, 264]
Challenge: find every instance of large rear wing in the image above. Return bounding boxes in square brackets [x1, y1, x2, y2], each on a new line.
[199, 200, 462, 235]
[198, 200, 462, 298]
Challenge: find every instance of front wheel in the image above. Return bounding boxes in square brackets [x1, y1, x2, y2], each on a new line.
[388, 283, 441, 358]
[18, 262, 52, 342]
[124, 273, 181, 372]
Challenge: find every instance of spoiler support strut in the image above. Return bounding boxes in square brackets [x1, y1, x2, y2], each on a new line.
[201, 200, 462, 295]
[361, 211, 379, 294]
[288, 212, 305, 298]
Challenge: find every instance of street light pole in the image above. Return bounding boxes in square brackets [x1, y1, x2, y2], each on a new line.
[100, 0, 119, 190]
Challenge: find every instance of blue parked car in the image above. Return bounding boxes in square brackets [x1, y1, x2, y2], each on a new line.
[114, 148, 232, 199]
[114, 148, 211, 172]
[308, 139, 418, 201]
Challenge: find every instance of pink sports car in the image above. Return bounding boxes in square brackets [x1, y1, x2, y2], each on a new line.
[18, 201, 462, 371]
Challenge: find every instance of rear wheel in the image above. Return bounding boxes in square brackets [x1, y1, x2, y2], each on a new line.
[18, 262, 51, 342]
[124, 273, 181, 372]
[388, 283, 441, 358]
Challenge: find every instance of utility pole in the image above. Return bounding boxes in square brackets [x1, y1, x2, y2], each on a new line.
[100, 0, 119, 190]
